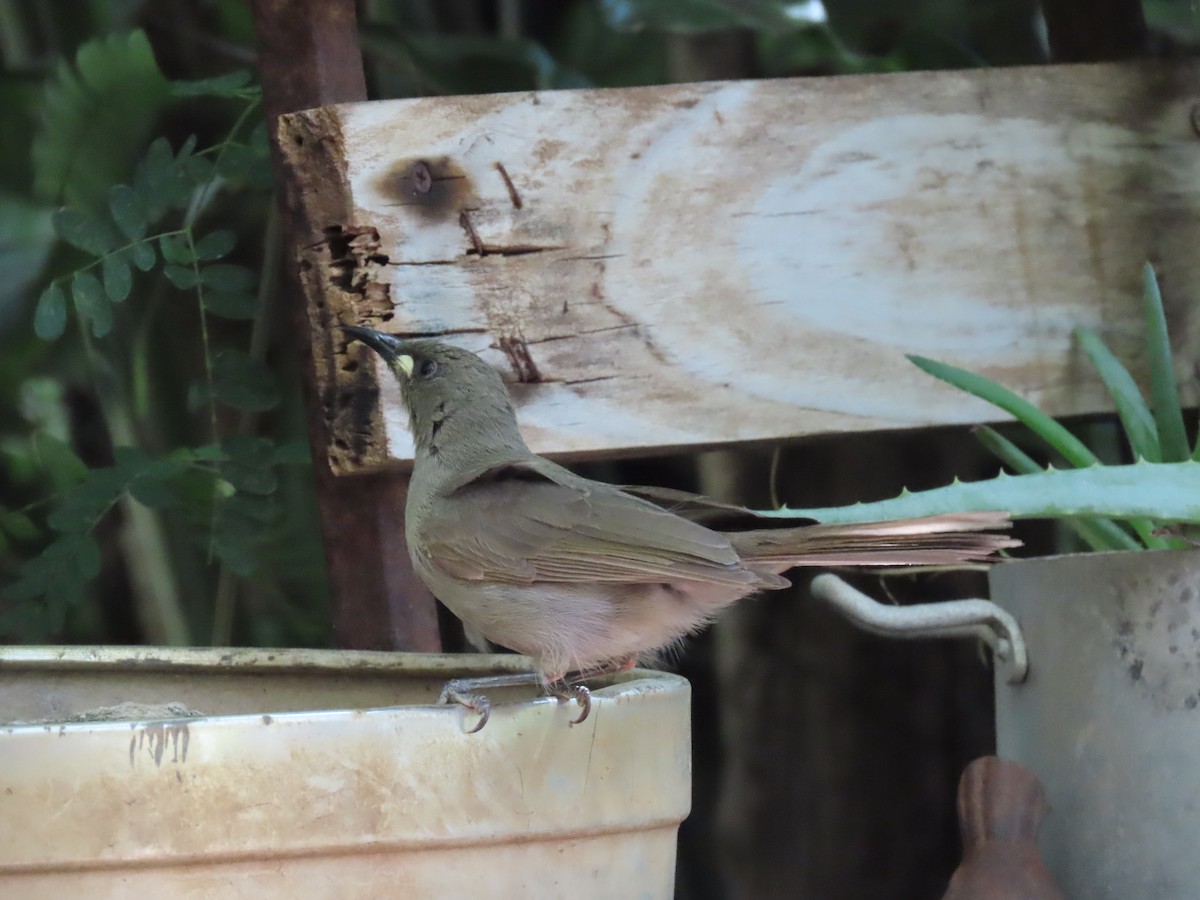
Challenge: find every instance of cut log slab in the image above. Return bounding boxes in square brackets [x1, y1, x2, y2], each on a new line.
[277, 61, 1200, 473]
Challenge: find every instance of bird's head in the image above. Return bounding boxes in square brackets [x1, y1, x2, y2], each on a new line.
[342, 325, 526, 460]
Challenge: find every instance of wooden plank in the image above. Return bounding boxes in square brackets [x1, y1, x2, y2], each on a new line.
[278, 61, 1200, 473]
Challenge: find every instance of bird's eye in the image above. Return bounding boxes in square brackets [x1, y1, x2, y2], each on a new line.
[418, 358, 439, 378]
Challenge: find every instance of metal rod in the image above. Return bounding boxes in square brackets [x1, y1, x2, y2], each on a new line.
[810, 574, 1028, 683]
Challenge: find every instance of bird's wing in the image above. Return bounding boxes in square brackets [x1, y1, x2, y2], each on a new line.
[618, 484, 816, 528]
[420, 458, 773, 587]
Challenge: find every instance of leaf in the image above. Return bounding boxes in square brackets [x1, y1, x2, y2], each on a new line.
[201, 263, 256, 293]
[0, 194, 55, 312]
[33, 30, 170, 210]
[133, 137, 176, 221]
[1074, 326, 1160, 462]
[214, 143, 256, 181]
[133, 136, 195, 219]
[51, 207, 117, 256]
[202, 291, 258, 320]
[131, 240, 156, 271]
[163, 264, 200, 289]
[193, 229, 236, 261]
[177, 134, 199, 160]
[185, 154, 215, 186]
[34, 433, 88, 487]
[1141, 264, 1190, 462]
[3, 534, 101, 609]
[765, 461, 1200, 527]
[972, 426, 1140, 552]
[0, 508, 39, 542]
[908, 355, 1101, 469]
[108, 183, 146, 240]
[112, 445, 152, 470]
[47, 467, 127, 532]
[129, 472, 180, 508]
[170, 70, 255, 98]
[71, 271, 112, 337]
[102, 254, 133, 301]
[272, 440, 312, 465]
[208, 350, 279, 411]
[220, 435, 279, 495]
[34, 283, 68, 340]
[188, 443, 228, 462]
[159, 233, 193, 264]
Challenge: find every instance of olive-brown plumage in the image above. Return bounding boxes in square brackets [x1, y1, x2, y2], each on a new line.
[345, 326, 1018, 684]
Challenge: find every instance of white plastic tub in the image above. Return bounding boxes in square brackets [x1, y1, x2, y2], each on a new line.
[0, 647, 691, 899]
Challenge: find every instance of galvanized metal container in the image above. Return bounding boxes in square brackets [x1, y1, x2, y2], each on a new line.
[0, 648, 691, 899]
[991, 549, 1200, 898]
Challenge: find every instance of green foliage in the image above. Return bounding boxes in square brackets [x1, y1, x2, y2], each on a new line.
[0, 194, 56, 315]
[1141, 264, 1191, 462]
[771, 265, 1198, 553]
[2, 23, 321, 645]
[33, 30, 170, 211]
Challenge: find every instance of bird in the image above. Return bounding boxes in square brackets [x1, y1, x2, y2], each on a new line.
[342, 325, 1019, 730]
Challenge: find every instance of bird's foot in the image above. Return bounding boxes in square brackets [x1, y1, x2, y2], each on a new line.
[437, 679, 495, 734]
[545, 657, 638, 726]
[435, 659, 636, 733]
[547, 681, 591, 726]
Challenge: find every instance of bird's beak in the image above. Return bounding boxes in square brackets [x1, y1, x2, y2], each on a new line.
[342, 325, 414, 376]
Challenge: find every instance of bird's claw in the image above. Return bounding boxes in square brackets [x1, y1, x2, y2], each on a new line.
[437, 680, 492, 734]
[550, 682, 592, 725]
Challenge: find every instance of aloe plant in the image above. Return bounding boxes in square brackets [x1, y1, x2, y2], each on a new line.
[764, 264, 1200, 552]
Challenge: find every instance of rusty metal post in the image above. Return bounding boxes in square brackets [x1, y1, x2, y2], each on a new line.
[249, 0, 441, 652]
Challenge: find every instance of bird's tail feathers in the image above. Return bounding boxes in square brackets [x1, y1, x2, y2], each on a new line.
[731, 511, 1020, 568]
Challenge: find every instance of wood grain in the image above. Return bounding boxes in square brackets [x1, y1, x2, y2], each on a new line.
[278, 61, 1200, 473]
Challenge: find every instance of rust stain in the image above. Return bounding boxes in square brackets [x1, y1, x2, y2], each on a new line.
[129, 721, 191, 768]
[374, 156, 478, 220]
[494, 161, 523, 209]
[497, 335, 542, 383]
[459, 210, 486, 255]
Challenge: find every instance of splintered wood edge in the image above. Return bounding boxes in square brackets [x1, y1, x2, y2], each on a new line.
[278, 62, 1200, 475]
[278, 107, 393, 472]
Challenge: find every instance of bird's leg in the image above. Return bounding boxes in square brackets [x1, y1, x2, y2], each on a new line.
[547, 658, 638, 726]
[437, 658, 637, 732]
[437, 672, 544, 734]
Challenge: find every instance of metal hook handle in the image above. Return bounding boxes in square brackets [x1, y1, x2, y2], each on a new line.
[809, 574, 1028, 683]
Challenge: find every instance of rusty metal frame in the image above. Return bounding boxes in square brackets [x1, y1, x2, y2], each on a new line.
[249, 0, 441, 652]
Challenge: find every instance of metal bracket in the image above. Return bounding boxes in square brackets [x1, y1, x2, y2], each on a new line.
[809, 574, 1029, 683]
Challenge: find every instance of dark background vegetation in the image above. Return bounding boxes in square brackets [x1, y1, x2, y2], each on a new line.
[1, 1, 1195, 897]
